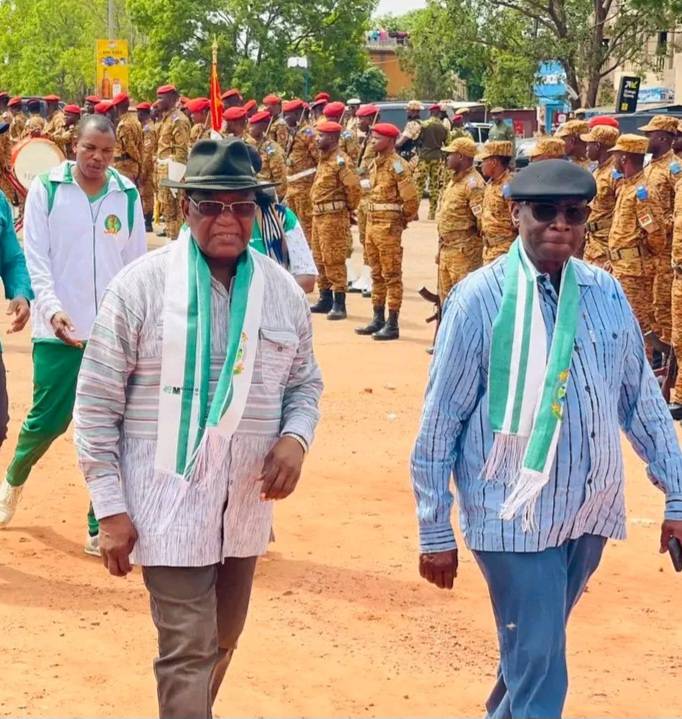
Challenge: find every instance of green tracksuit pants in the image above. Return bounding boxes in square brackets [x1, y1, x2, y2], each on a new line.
[6, 341, 98, 535]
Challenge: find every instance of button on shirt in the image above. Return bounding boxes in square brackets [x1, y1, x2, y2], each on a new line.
[411, 255, 682, 553]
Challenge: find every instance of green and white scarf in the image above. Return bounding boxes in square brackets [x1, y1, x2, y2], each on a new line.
[155, 227, 264, 479]
[485, 238, 580, 530]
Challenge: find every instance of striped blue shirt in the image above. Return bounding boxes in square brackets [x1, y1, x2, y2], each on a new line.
[411, 255, 682, 553]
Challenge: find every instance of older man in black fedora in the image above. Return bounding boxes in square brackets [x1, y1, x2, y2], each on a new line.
[74, 138, 323, 718]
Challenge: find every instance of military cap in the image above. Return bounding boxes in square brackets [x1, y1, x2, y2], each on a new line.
[429, 103, 441, 111]
[580, 125, 619, 147]
[508, 159, 596, 201]
[157, 84, 177, 95]
[63, 104, 81, 115]
[588, 115, 619, 129]
[186, 97, 210, 113]
[43, 94, 60, 102]
[221, 88, 242, 100]
[263, 94, 281, 105]
[347, 98, 361, 106]
[243, 99, 257, 112]
[476, 140, 514, 160]
[94, 101, 113, 114]
[490, 106, 505, 114]
[638, 115, 679, 134]
[136, 102, 152, 111]
[323, 101, 345, 118]
[314, 92, 331, 102]
[453, 114, 463, 122]
[310, 98, 327, 109]
[554, 119, 589, 138]
[357, 104, 379, 118]
[111, 92, 128, 106]
[224, 106, 247, 121]
[317, 121, 343, 134]
[607, 134, 649, 155]
[574, 107, 587, 116]
[407, 100, 423, 111]
[7, 97, 22, 108]
[85, 95, 101, 103]
[442, 136, 477, 157]
[282, 99, 304, 113]
[528, 136, 566, 159]
[371, 122, 400, 138]
[249, 110, 271, 125]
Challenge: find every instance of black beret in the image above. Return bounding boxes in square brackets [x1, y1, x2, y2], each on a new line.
[508, 159, 596, 202]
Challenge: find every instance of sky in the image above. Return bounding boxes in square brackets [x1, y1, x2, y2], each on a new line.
[373, 0, 426, 17]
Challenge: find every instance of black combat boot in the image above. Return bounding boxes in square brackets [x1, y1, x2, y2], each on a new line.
[355, 306, 385, 335]
[144, 212, 154, 232]
[310, 289, 333, 314]
[327, 292, 347, 320]
[373, 310, 399, 341]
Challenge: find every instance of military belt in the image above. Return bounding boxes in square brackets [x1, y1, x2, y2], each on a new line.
[287, 167, 316, 183]
[313, 201, 348, 214]
[367, 202, 402, 212]
[586, 218, 612, 233]
[609, 245, 648, 261]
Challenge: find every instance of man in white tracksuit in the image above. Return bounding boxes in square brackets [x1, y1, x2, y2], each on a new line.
[0, 115, 146, 554]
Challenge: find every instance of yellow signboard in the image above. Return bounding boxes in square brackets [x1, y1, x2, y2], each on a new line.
[96, 39, 129, 99]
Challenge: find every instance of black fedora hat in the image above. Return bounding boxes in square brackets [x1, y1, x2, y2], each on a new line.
[161, 137, 275, 192]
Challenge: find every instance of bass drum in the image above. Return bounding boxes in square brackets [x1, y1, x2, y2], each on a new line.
[11, 137, 65, 194]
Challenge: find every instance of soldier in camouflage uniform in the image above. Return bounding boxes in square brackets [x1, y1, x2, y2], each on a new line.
[222, 106, 248, 140]
[356, 123, 419, 341]
[246, 111, 287, 200]
[414, 104, 448, 220]
[155, 84, 191, 240]
[321, 102, 360, 164]
[607, 134, 666, 336]
[187, 98, 212, 148]
[137, 102, 157, 231]
[355, 105, 381, 284]
[669, 180, 682, 417]
[263, 94, 290, 149]
[8, 97, 26, 144]
[488, 107, 516, 160]
[308, 121, 361, 320]
[478, 141, 515, 264]
[436, 137, 484, 301]
[396, 100, 423, 172]
[112, 93, 144, 184]
[43, 95, 65, 144]
[581, 123, 621, 268]
[448, 114, 473, 142]
[528, 136, 565, 162]
[282, 98, 318, 245]
[51, 104, 81, 161]
[554, 120, 590, 169]
[639, 115, 682, 346]
[21, 99, 46, 139]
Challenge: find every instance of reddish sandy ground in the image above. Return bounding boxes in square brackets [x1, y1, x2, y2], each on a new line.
[1, 203, 681, 717]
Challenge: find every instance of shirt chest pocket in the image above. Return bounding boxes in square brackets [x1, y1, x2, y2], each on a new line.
[578, 326, 627, 387]
[254, 328, 299, 392]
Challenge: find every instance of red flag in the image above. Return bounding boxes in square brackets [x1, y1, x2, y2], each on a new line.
[209, 41, 222, 132]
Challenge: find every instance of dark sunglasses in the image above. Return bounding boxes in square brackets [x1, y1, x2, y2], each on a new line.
[190, 197, 257, 219]
[523, 201, 591, 225]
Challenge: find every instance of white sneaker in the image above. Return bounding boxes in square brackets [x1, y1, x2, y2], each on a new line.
[84, 533, 101, 557]
[0, 480, 23, 527]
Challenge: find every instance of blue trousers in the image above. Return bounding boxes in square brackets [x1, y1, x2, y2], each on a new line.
[473, 534, 606, 719]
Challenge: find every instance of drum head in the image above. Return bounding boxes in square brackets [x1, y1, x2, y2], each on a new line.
[11, 138, 65, 191]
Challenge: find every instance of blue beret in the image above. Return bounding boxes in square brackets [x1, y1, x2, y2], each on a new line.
[508, 159, 596, 202]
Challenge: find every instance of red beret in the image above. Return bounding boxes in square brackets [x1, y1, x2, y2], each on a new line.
[371, 122, 400, 138]
[8, 97, 22, 108]
[314, 92, 331, 102]
[43, 94, 60, 102]
[63, 104, 81, 115]
[263, 94, 281, 105]
[136, 102, 152, 111]
[453, 114, 463, 121]
[85, 95, 101, 103]
[243, 99, 257, 112]
[311, 98, 327, 109]
[186, 97, 210, 113]
[157, 84, 176, 95]
[323, 101, 345, 118]
[317, 121, 343, 134]
[282, 99, 304, 113]
[249, 110, 271, 125]
[94, 101, 113, 115]
[588, 115, 619, 129]
[356, 104, 379, 118]
[429, 103, 441, 111]
[223, 106, 247, 121]
[111, 92, 129, 106]
[221, 88, 242, 100]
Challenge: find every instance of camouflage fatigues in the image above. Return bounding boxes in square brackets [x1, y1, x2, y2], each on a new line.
[189, 122, 211, 148]
[416, 117, 448, 219]
[113, 112, 144, 183]
[480, 170, 515, 263]
[268, 117, 290, 149]
[156, 108, 191, 240]
[584, 157, 620, 268]
[284, 123, 318, 245]
[0, 131, 15, 201]
[140, 121, 158, 217]
[310, 149, 361, 292]
[9, 113, 25, 144]
[671, 185, 682, 400]
[366, 152, 419, 311]
[50, 124, 77, 160]
[436, 166, 484, 300]
[43, 110, 65, 143]
[339, 128, 360, 165]
[21, 115, 46, 138]
[357, 130, 378, 260]
[246, 135, 287, 200]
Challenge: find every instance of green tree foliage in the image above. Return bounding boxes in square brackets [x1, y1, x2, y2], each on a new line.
[342, 66, 388, 102]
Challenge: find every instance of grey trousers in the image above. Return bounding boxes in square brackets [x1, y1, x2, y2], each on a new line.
[142, 557, 258, 719]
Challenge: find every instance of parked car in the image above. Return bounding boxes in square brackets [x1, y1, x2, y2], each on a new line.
[515, 137, 536, 168]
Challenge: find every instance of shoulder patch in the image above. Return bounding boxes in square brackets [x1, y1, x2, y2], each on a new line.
[635, 185, 649, 201]
[303, 127, 313, 136]
[336, 155, 346, 167]
[670, 160, 682, 175]
[341, 130, 352, 139]
[266, 145, 276, 156]
[502, 183, 511, 199]
[393, 160, 404, 174]
[611, 168, 623, 180]
[466, 175, 478, 189]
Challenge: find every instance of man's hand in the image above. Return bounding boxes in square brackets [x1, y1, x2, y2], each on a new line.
[6, 297, 30, 334]
[259, 435, 305, 501]
[99, 513, 138, 577]
[659, 519, 682, 553]
[419, 549, 458, 590]
[50, 311, 83, 348]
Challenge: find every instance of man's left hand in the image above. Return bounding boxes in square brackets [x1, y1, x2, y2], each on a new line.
[259, 436, 305, 501]
[659, 519, 682, 553]
[6, 297, 30, 334]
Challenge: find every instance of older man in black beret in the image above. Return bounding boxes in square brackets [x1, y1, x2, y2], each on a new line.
[411, 160, 682, 717]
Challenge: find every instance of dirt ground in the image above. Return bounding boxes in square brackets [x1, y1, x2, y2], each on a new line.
[1, 202, 681, 717]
